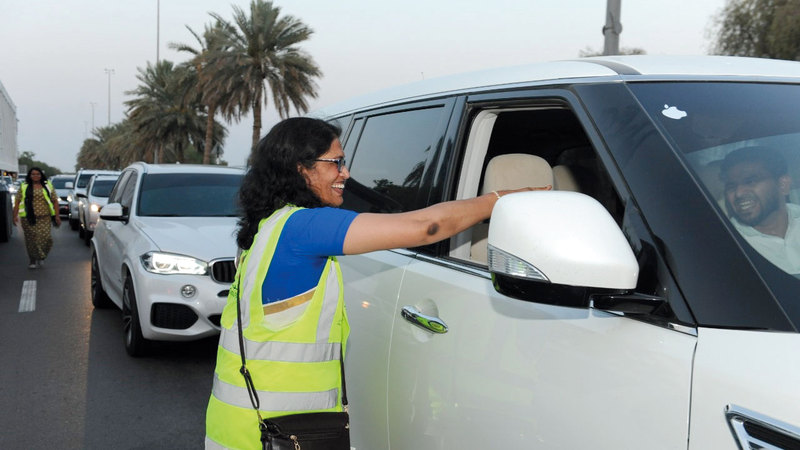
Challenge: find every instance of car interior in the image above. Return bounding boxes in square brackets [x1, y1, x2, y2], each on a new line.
[451, 105, 624, 264]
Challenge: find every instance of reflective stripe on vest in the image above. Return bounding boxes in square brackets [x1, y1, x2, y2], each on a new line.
[18, 181, 56, 217]
[212, 374, 338, 411]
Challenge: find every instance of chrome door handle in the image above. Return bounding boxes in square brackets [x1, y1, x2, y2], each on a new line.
[401, 306, 448, 334]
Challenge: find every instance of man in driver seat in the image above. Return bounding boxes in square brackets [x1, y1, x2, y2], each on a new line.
[721, 146, 800, 275]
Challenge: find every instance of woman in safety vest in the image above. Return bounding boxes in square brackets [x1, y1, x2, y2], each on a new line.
[12, 167, 61, 268]
[205, 118, 550, 449]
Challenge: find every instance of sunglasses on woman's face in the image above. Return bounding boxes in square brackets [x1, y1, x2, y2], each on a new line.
[315, 158, 347, 172]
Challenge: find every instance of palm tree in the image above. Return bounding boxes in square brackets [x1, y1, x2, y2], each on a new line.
[210, 0, 322, 153]
[170, 22, 238, 164]
[125, 60, 211, 163]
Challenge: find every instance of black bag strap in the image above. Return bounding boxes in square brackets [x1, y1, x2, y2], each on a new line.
[234, 263, 348, 424]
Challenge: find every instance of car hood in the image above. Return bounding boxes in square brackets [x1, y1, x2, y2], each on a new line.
[135, 217, 239, 262]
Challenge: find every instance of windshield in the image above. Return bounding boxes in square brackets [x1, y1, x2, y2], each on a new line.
[51, 177, 71, 189]
[90, 179, 118, 197]
[137, 172, 243, 217]
[77, 173, 94, 188]
[629, 81, 800, 320]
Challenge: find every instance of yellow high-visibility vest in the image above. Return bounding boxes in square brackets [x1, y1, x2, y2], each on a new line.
[206, 205, 350, 450]
[18, 181, 56, 217]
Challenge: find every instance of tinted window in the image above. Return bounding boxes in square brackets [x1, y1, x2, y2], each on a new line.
[108, 170, 132, 204]
[137, 173, 243, 217]
[344, 107, 445, 213]
[90, 179, 118, 197]
[51, 177, 71, 189]
[76, 173, 94, 188]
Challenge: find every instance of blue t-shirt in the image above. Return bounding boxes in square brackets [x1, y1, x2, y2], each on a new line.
[261, 207, 358, 304]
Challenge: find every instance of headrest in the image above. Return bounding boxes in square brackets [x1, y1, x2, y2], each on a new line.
[482, 153, 553, 194]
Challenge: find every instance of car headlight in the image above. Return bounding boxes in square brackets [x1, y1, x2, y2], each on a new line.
[140, 252, 208, 275]
[67, 194, 73, 202]
[90, 203, 100, 212]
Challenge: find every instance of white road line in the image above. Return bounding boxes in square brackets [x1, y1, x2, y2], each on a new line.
[19, 280, 37, 313]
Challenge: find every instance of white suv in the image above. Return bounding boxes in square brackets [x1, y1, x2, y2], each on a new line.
[77, 173, 120, 245]
[68, 169, 122, 230]
[317, 56, 800, 449]
[91, 163, 244, 356]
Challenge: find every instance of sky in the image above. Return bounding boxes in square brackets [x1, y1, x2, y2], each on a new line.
[0, 0, 728, 173]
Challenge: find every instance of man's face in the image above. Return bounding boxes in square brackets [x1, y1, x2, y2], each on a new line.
[723, 161, 789, 227]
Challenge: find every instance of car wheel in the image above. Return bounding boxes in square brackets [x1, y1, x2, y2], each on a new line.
[69, 217, 79, 231]
[90, 252, 111, 308]
[122, 275, 150, 357]
[84, 229, 92, 246]
[78, 225, 85, 239]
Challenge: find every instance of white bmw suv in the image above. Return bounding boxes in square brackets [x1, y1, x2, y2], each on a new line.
[91, 162, 244, 356]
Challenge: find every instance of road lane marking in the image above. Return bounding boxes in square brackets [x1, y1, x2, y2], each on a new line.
[19, 280, 36, 312]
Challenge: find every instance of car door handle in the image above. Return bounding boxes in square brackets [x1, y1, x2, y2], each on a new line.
[401, 306, 449, 334]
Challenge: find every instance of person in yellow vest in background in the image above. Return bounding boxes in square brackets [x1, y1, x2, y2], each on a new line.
[205, 117, 550, 449]
[12, 167, 61, 269]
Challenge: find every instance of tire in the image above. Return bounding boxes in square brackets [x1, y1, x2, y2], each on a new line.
[84, 229, 92, 246]
[69, 217, 79, 231]
[90, 252, 112, 308]
[78, 225, 85, 239]
[122, 275, 150, 357]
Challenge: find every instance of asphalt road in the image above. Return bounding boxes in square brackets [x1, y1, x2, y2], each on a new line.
[0, 222, 218, 449]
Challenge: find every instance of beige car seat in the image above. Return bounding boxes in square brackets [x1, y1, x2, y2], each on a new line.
[470, 154, 554, 263]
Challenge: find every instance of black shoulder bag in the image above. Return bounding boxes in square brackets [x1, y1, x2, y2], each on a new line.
[235, 272, 351, 450]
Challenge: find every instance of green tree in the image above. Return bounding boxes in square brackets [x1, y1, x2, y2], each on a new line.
[170, 22, 238, 164]
[18, 151, 61, 176]
[125, 60, 215, 163]
[711, 0, 800, 60]
[210, 0, 322, 153]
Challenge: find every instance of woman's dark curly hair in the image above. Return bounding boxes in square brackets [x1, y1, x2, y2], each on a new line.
[237, 117, 341, 249]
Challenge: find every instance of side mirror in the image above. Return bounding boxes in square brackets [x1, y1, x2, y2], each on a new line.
[487, 191, 663, 314]
[99, 202, 128, 222]
[65, 182, 73, 189]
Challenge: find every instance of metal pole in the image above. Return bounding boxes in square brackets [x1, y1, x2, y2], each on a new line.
[90, 102, 96, 131]
[104, 68, 114, 125]
[603, 0, 622, 56]
[156, 0, 160, 63]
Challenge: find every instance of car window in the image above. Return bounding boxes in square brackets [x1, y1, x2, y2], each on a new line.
[76, 173, 94, 188]
[136, 173, 243, 217]
[90, 179, 118, 197]
[450, 99, 691, 325]
[342, 106, 447, 213]
[631, 82, 800, 284]
[118, 172, 138, 209]
[108, 170, 132, 204]
[51, 177, 71, 189]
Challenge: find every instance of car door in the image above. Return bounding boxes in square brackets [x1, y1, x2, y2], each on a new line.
[384, 91, 698, 449]
[337, 101, 454, 450]
[96, 169, 137, 301]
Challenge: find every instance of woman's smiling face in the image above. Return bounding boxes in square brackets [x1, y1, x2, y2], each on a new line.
[300, 139, 350, 207]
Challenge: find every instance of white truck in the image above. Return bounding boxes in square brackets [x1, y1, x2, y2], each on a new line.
[0, 80, 18, 242]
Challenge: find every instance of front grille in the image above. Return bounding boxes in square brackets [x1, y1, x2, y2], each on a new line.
[150, 303, 198, 329]
[210, 259, 236, 283]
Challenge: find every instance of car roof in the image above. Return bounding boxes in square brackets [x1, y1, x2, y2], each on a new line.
[313, 55, 800, 118]
[127, 162, 246, 175]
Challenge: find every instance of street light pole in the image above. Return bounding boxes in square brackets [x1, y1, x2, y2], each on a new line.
[90, 102, 96, 131]
[104, 68, 115, 126]
[603, 0, 622, 56]
[156, 0, 160, 63]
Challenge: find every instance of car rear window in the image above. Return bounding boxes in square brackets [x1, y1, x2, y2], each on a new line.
[90, 179, 118, 197]
[51, 177, 71, 189]
[137, 173, 242, 217]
